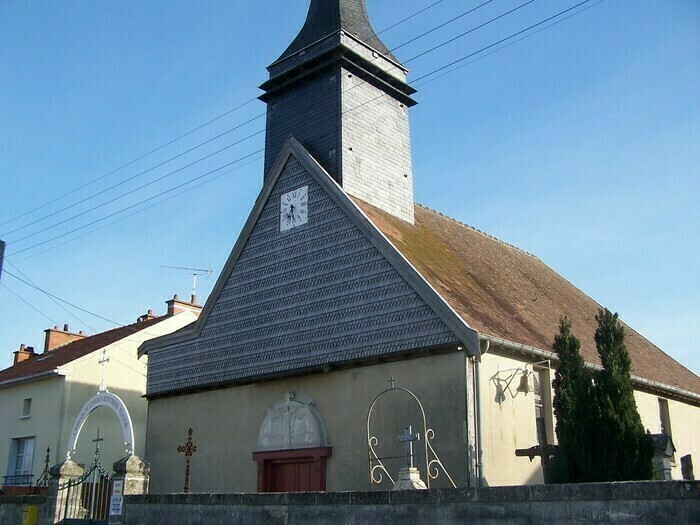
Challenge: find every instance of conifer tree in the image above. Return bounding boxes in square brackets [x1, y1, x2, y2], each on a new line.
[593, 308, 654, 481]
[549, 317, 595, 483]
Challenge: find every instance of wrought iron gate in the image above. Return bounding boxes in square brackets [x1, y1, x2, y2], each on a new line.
[57, 438, 113, 524]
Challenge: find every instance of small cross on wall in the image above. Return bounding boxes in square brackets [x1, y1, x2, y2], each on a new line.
[177, 428, 197, 493]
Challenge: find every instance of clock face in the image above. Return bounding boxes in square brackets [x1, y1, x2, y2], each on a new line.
[280, 186, 308, 232]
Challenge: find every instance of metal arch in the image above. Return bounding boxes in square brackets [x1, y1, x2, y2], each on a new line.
[366, 380, 456, 489]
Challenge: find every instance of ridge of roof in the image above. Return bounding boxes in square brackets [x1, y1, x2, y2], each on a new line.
[0, 315, 167, 385]
[415, 203, 540, 260]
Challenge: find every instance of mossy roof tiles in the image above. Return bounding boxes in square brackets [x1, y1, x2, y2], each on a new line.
[356, 199, 700, 396]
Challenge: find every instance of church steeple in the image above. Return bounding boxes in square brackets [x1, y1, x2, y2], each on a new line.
[261, 0, 417, 223]
[278, 0, 396, 63]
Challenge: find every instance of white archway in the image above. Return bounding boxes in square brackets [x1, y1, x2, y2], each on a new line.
[66, 391, 135, 460]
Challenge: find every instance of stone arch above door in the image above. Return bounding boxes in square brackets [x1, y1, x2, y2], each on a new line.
[253, 392, 332, 492]
[255, 392, 328, 452]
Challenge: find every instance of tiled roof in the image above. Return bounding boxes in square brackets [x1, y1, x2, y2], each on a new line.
[278, 0, 397, 62]
[0, 317, 166, 385]
[356, 200, 700, 396]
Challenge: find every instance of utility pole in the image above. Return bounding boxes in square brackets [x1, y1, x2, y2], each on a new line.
[0, 239, 6, 284]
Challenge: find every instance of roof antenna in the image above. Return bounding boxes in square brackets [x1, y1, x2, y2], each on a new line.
[160, 265, 212, 304]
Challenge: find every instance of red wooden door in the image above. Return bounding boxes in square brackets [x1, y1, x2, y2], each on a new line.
[253, 447, 332, 492]
[269, 458, 313, 492]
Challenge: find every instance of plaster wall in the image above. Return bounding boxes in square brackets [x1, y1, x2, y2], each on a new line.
[0, 311, 197, 484]
[59, 311, 198, 469]
[146, 350, 468, 493]
[478, 351, 551, 486]
[0, 377, 64, 482]
[634, 389, 700, 479]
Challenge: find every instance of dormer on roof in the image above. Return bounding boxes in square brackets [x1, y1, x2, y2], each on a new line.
[260, 0, 417, 223]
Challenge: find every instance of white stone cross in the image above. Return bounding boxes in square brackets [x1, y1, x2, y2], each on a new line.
[98, 350, 110, 392]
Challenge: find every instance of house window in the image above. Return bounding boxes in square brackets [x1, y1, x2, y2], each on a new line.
[21, 398, 32, 418]
[5, 437, 35, 486]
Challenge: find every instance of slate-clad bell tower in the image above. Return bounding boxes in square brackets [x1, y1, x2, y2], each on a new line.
[260, 0, 418, 223]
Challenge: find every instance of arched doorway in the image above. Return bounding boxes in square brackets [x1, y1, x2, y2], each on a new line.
[252, 392, 332, 492]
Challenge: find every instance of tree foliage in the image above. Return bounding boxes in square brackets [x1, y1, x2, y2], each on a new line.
[549, 316, 595, 483]
[593, 308, 654, 481]
[549, 310, 654, 483]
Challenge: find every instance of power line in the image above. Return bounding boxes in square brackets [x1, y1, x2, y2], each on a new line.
[2, 265, 152, 377]
[8, 130, 264, 245]
[4, 270, 124, 326]
[0, 0, 449, 229]
[376, 0, 448, 36]
[0, 99, 260, 230]
[1, 114, 264, 238]
[1, 282, 60, 326]
[412, 0, 594, 83]
[12, 155, 263, 263]
[6, 149, 264, 257]
[392, 0, 496, 53]
[416, 0, 606, 88]
[404, 0, 537, 64]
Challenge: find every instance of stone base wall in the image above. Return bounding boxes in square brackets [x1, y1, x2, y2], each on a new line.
[0, 495, 45, 524]
[119, 481, 698, 525]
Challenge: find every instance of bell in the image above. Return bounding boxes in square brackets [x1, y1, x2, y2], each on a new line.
[516, 369, 531, 394]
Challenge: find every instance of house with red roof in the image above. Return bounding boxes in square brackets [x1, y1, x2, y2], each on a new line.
[0, 295, 199, 495]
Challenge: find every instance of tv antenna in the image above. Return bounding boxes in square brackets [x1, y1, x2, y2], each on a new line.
[160, 265, 212, 304]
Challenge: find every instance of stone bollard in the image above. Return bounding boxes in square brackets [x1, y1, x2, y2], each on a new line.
[41, 459, 84, 525]
[108, 454, 150, 524]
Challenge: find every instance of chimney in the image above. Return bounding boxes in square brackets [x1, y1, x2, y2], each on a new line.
[166, 293, 202, 317]
[13, 344, 36, 365]
[44, 324, 86, 352]
[137, 309, 158, 323]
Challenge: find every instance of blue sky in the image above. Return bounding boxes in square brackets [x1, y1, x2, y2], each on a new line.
[1, 0, 698, 376]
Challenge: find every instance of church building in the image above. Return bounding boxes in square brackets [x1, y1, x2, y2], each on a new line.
[140, 0, 700, 493]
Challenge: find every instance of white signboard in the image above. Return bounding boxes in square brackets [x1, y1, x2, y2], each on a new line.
[109, 496, 123, 516]
[112, 479, 124, 496]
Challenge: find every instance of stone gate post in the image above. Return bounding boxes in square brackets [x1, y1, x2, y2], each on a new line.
[41, 459, 84, 524]
[108, 454, 150, 524]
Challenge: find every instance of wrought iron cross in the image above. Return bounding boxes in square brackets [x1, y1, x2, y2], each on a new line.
[98, 350, 110, 392]
[177, 428, 197, 493]
[92, 428, 104, 457]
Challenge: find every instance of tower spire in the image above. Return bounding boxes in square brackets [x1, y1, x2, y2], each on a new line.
[278, 0, 396, 63]
[261, 0, 418, 223]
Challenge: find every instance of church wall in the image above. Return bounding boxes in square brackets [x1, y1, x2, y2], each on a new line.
[263, 70, 341, 181]
[0, 377, 64, 484]
[478, 351, 548, 486]
[341, 67, 414, 223]
[146, 156, 459, 396]
[634, 389, 700, 480]
[145, 350, 469, 493]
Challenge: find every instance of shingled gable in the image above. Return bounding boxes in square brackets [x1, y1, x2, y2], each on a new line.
[356, 200, 700, 402]
[0, 316, 166, 387]
[139, 137, 479, 395]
